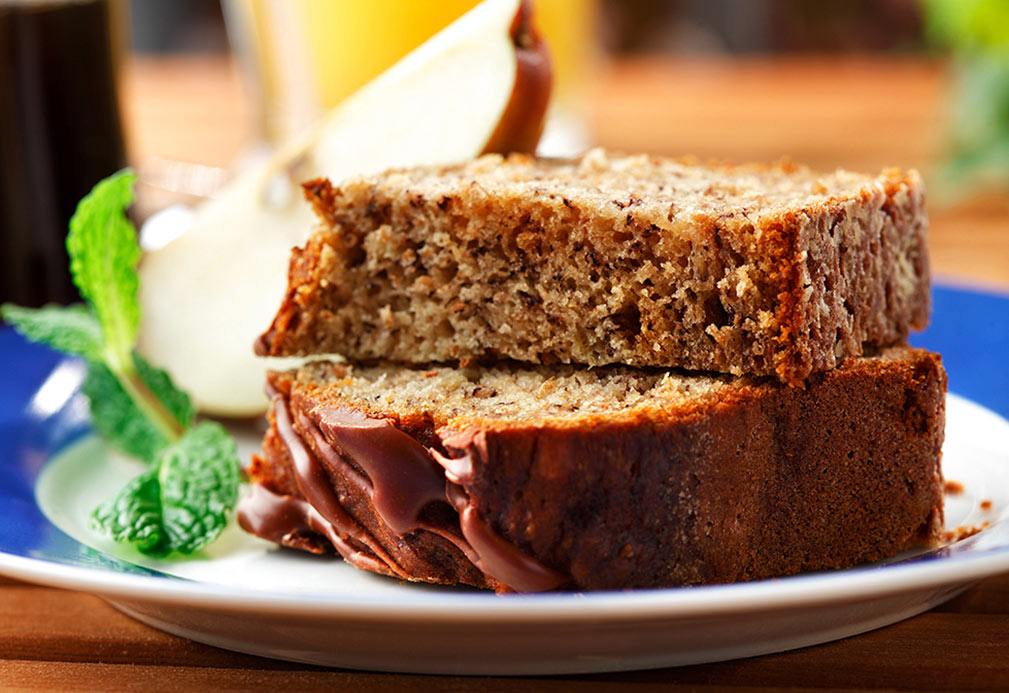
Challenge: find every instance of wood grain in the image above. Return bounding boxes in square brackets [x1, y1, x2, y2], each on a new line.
[3, 55, 1008, 690]
[2, 575, 1009, 691]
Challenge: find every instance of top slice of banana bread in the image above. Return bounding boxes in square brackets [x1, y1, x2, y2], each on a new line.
[256, 149, 930, 383]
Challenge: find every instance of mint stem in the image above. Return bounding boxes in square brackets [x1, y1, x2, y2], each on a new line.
[113, 362, 185, 442]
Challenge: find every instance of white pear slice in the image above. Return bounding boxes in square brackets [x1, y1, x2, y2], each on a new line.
[138, 0, 551, 417]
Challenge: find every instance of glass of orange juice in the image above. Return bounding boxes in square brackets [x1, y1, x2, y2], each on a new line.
[223, 0, 595, 155]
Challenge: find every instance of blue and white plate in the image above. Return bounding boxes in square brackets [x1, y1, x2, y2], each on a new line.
[1, 285, 1008, 676]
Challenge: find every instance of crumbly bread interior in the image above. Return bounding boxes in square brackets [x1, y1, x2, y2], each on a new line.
[292, 361, 727, 425]
[259, 150, 929, 383]
[286, 345, 910, 428]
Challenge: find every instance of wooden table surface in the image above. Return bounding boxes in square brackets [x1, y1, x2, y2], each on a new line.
[3, 55, 1009, 691]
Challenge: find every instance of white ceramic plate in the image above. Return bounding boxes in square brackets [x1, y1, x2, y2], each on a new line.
[2, 388, 1009, 675]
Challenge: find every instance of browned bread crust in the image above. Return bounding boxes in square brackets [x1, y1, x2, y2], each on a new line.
[255, 151, 930, 384]
[240, 346, 946, 592]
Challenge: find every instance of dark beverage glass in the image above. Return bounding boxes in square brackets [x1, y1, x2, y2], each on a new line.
[0, 0, 127, 307]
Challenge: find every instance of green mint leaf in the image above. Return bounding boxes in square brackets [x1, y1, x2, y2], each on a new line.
[158, 421, 241, 554]
[10, 170, 242, 559]
[83, 354, 195, 464]
[84, 363, 166, 464]
[134, 352, 196, 432]
[91, 422, 240, 557]
[90, 468, 170, 556]
[0, 303, 103, 360]
[65, 169, 140, 370]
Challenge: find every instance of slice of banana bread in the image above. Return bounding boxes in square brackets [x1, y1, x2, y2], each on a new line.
[255, 150, 930, 384]
[239, 345, 946, 592]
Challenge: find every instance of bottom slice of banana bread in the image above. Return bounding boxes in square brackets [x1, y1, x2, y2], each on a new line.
[239, 345, 946, 592]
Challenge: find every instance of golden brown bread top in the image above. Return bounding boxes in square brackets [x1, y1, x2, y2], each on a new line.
[308, 148, 921, 243]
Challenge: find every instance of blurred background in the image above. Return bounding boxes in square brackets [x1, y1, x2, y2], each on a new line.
[3, 0, 1008, 306]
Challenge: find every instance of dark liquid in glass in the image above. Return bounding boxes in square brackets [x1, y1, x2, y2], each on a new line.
[0, 0, 127, 307]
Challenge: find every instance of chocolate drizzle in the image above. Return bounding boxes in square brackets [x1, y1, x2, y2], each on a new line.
[433, 432, 477, 485]
[240, 395, 410, 579]
[239, 393, 569, 592]
[433, 429, 568, 593]
[315, 408, 447, 535]
[238, 484, 390, 576]
[238, 483, 316, 549]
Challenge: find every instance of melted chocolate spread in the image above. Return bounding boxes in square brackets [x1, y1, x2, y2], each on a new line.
[433, 429, 567, 593]
[239, 396, 409, 578]
[238, 484, 391, 576]
[239, 395, 568, 592]
[315, 408, 447, 535]
[239, 483, 311, 547]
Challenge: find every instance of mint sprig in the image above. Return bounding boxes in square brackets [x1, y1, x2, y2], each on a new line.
[157, 421, 241, 554]
[66, 170, 141, 374]
[1, 170, 240, 557]
[83, 355, 195, 464]
[0, 303, 104, 361]
[92, 421, 240, 557]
